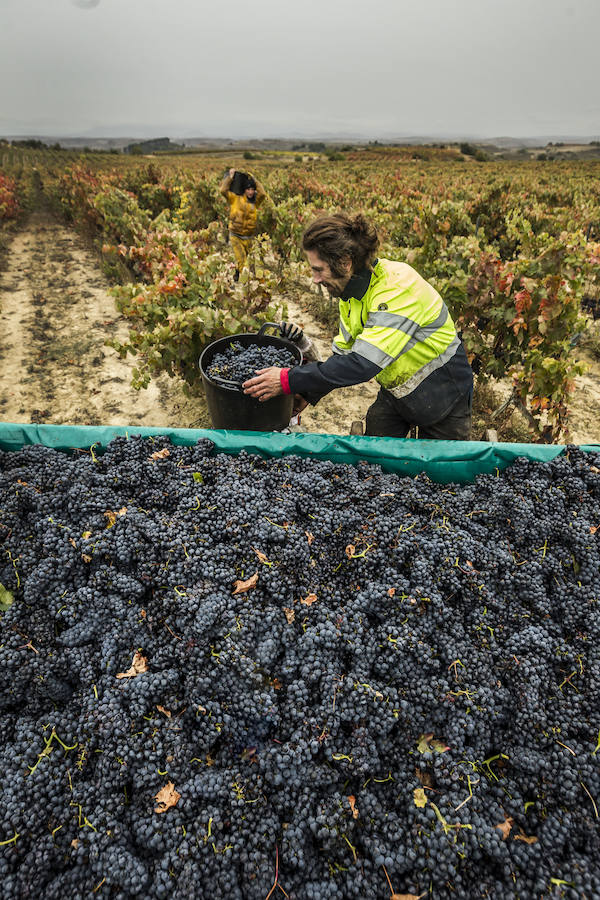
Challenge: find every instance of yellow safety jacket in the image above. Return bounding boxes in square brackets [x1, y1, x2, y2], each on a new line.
[332, 258, 463, 397]
[220, 175, 266, 237]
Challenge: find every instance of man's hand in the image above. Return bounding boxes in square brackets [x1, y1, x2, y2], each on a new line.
[229, 168, 235, 177]
[242, 367, 283, 402]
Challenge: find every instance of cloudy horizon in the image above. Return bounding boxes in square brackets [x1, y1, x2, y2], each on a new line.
[1, 0, 599, 142]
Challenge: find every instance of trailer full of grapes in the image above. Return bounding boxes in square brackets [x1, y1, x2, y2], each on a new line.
[1, 423, 599, 900]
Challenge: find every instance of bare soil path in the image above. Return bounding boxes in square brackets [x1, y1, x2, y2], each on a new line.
[0, 212, 207, 429]
[0, 212, 599, 444]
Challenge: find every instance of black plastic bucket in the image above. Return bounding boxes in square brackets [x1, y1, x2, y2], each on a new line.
[199, 322, 303, 431]
[225, 170, 250, 195]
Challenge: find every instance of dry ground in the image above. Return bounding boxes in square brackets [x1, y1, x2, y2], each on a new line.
[0, 211, 599, 444]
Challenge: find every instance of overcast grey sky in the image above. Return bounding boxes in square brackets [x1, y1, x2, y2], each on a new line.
[0, 0, 598, 140]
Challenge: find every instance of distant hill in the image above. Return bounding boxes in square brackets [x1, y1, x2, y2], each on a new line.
[2, 132, 600, 157]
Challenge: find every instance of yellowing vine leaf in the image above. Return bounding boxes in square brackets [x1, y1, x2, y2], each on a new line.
[0, 583, 15, 611]
[154, 782, 181, 814]
[157, 705, 171, 718]
[413, 787, 428, 808]
[232, 573, 258, 594]
[283, 607, 295, 623]
[104, 507, 127, 528]
[417, 733, 449, 754]
[345, 544, 356, 558]
[305, 531, 314, 545]
[116, 651, 148, 679]
[149, 448, 170, 460]
[300, 593, 318, 607]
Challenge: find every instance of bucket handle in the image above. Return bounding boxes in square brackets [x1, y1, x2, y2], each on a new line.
[209, 374, 245, 392]
[257, 322, 285, 338]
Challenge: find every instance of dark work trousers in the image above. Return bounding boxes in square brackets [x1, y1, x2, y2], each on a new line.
[365, 387, 472, 441]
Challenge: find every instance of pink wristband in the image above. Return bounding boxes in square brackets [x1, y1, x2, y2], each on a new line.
[280, 368, 291, 395]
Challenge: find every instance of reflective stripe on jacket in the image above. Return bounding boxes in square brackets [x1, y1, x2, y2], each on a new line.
[332, 258, 460, 395]
[220, 175, 266, 237]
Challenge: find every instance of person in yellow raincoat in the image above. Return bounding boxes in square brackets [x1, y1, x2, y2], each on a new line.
[220, 168, 266, 281]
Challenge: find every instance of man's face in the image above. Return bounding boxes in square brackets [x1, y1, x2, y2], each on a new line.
[305, 249, 352, 297]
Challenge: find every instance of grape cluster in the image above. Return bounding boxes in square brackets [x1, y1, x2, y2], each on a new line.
[207, 341, 296, 384]
[1, 438, 599, 899]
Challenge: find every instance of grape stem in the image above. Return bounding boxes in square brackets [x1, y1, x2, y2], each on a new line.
[265, 844, 288, 898]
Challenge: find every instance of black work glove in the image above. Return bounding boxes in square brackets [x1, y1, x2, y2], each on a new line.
[280, 321, 304, 343]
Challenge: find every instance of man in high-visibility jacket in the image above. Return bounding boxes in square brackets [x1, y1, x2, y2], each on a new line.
[243, 213, 474, 440]
[220, 168, 266, 281]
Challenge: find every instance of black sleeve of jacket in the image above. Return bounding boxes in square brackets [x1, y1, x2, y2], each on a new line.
[288, 352, 381, 404]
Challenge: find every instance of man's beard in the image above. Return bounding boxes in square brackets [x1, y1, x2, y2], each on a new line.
[322, 279, 346, 298]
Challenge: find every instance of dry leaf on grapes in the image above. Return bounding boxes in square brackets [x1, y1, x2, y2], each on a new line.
[496, 816, 514, 840]
[232, 573, 258, 594]
[116, 651, 148, 679]
[154, 782, 180, 813]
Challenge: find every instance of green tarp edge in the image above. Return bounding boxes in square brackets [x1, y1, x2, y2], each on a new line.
[1, 422, 598, 484]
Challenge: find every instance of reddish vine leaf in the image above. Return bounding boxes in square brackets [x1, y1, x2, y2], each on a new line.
[149, 448, 170, 460]
[116, 651, 148, 679]
[591, 525, 598, 534]
[154, 782, 181, 814]
[305, 531, 315, 545]
[300, 593, 318, 607]
[514, 830, 538, 844]
[232, 573, 258, 594]
[283, 607, 295, 623]
[345, 544, 356, 558]
[348, 795, 359, 819]
[157, 705, 171, 718]
[388, 588, 396, 597]
[496, 816, 514, 840]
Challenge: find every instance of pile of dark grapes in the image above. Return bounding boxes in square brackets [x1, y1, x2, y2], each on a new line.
[1, 437, 599, 899]
[207, 342, 296, 384]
